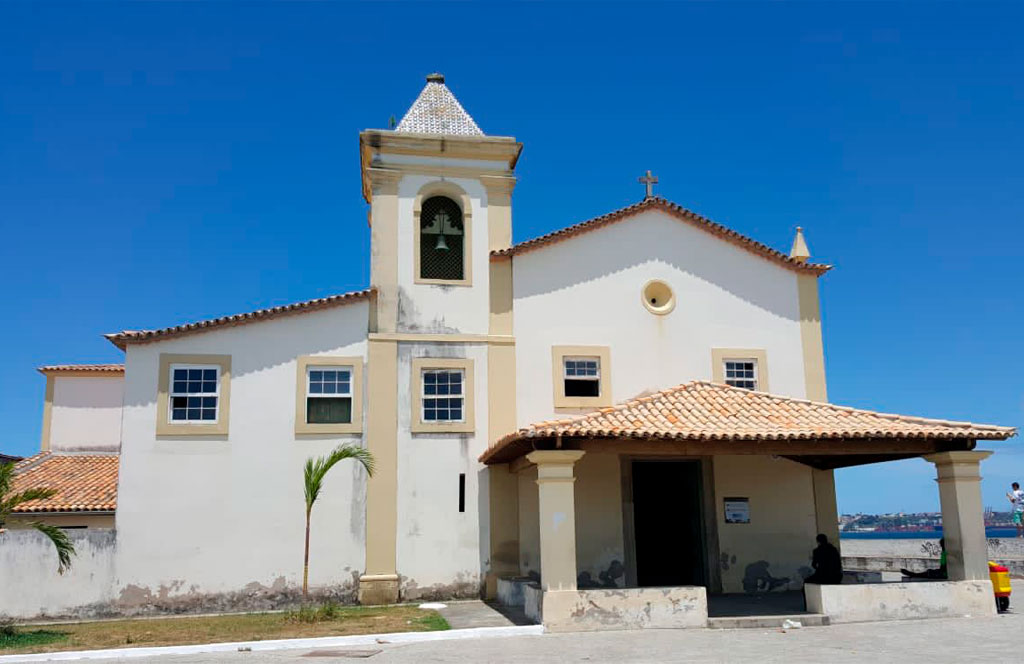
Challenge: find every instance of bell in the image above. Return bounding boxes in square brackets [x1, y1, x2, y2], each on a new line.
[435, 234, 449, 252]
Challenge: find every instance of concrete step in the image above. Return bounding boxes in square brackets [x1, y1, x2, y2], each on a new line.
[707, 614, 830, 629]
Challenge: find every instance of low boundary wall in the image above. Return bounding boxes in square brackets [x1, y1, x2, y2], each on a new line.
[542, 587, 708, 632]
[806, 580, 996, 624]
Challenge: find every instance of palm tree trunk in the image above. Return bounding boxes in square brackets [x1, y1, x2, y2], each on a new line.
[303, 507, 311, 599]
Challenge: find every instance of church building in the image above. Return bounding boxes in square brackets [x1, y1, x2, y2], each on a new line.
[5, 74, 1015, 629]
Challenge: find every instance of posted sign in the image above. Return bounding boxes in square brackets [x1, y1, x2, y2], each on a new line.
[724, 497, 750, 524]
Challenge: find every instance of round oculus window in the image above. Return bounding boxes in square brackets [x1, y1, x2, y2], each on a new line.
[642, 280, 675, 315]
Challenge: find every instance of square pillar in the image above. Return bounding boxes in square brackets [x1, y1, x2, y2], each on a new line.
[527, 450, 585, 592]
[924, 450, 994, 581]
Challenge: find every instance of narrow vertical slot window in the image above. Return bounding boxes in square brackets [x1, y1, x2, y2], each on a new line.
[458, 473, 466, 513]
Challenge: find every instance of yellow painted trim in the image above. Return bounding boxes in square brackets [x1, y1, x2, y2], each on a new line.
[811, 468, 840, 544]
[294, 356, 364, 435]
[363, 339, 399, 591]
[480, 175, 516, 252]
[368, 169, 401, 334]
[156, 354, 231, 437]
[710, 348, 770, 392]
[552, 345, 612, 409]
[368, 332, 514, 345]
[412, 182, 473, 287]
[410, 357, 476, 434]
[797, 273, 828, 402]
[40, 375, 54, 451]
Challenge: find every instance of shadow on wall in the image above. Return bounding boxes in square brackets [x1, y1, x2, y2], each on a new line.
[513, 210, 802, 323]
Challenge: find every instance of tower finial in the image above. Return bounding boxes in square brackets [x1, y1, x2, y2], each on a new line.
[426, 72, 445, 84]
[790, 226, 811, 262]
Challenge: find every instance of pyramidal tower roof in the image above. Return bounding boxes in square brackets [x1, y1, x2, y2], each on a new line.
[395, 73, 484, 137]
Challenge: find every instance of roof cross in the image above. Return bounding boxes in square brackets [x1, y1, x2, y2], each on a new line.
[638, 170, 659, 199]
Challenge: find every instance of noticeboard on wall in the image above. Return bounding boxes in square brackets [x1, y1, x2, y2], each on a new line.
[724, 497, 750, 524]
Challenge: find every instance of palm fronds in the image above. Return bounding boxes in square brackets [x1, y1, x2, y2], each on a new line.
[303, 444, 375, 597]
[26, 522, 75, 575]
[0, 461, 77, 573]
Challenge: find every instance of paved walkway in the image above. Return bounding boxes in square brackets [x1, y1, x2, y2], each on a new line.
[75, 610, 1024, 663]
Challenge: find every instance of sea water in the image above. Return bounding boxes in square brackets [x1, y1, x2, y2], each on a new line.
[841, 527, 1019, 539]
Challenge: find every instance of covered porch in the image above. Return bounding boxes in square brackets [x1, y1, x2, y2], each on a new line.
[480, 381, 1016, 631]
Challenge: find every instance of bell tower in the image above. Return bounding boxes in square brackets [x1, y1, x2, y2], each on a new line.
[357, 75, 522, 604]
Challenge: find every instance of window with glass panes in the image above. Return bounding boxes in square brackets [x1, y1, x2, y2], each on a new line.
[170, 365, 220, 422]
[422, 369, 465, 422]
[306, 367, 353, 424]
[563, 357, 600, 397]
[724, 360, 758, 390]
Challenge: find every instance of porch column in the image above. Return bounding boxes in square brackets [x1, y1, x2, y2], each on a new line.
[527, 450, 585, 591]
[923, 450, 993, 581]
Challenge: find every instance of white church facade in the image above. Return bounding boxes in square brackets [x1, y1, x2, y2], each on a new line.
[5, 75, 1015, 629]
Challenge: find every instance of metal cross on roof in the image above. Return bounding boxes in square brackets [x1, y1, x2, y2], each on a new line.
[638, 170, 659, 198]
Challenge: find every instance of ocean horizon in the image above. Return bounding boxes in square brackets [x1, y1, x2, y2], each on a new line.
[841, 527, 1019, 540]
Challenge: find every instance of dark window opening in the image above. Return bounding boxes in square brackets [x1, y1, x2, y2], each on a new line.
[564, 379, 600, 397]
[420, 196, 465, 281]
[458, 473, 466, 513]
[307, 397, 353, 424]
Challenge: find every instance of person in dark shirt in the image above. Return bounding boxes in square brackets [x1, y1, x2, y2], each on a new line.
[805, 533, 843, 585]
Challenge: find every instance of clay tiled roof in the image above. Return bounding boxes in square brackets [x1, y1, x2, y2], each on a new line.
[9, 453, 118, 513]
[106, 288, 373, 349]
[38, 364, 124, 375]
[395, 73, 484, 136]
[480, 381, 1017, 464]
[491, 197, 832, 276]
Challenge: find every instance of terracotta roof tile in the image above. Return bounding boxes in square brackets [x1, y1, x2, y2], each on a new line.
[106, 288, 373, 349]
[490, 197, 832, 276]
[9, 453, 118, 513]
[38, 364, 124, 375]
[480, 381, 1016, 464]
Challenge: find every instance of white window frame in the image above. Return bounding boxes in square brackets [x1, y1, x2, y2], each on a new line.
[305, 365, 354, 424]
[723, 359, 759, 390]
[421, 368, 466, 424]
[563, 356, 601, 395]
[168, 363, 221, 424]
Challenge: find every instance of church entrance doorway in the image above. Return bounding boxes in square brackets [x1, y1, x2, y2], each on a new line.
[631, 460, 706, 587]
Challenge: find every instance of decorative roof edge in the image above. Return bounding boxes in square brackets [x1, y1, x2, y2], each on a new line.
[105, 288, 374, 350]
[38, 364, 124, 375]
[490, 197, 832, 276]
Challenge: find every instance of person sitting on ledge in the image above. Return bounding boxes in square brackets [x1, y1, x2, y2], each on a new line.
[901, 538, 948, 580]
[805, 533, 844, 585]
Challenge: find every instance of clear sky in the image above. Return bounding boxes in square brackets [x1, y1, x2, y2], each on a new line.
[1, 3, 1021, 514]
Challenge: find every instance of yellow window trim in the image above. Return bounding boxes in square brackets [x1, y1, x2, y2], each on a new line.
[412, 182, 473, 287]
[410, 357, 475, 433]
[551, 345, 612, 409]
[156, 354, 232, 437]
[295, 355, 364, 435]
[710, 348, 770, 392]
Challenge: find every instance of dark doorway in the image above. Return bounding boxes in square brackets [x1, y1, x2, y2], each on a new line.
[632, 460, 705, 587]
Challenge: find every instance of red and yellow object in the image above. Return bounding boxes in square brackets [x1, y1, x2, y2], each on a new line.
[989, 561, 1012, 612]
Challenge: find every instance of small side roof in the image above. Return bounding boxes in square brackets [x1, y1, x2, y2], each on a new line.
[106, 288, 373, 349]
[10, 452, 119, 513]
[38, 364, 124, 375]
[491, 196, 832, 277]
[481, 381, 1017, 465]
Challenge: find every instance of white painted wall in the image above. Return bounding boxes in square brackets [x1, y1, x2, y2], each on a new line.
[50, 375, 124, 452]
[395, 342, 490, 599]
[116, 302, 370, 602]
[512, 209, 806, 426]
[395, 174, 491, 335]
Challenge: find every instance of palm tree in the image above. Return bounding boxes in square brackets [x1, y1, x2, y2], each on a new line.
[303, 444, 374, 598]
[0, 461, 75, 574]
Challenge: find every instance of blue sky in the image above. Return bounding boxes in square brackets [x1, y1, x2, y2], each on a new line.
[1, 3, 1021, 514]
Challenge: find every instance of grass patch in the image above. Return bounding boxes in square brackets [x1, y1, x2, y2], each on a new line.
[0, 604, 449, 655]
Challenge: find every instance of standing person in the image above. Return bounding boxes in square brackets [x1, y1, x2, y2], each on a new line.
[1007, 482, 1024, 538]
[805, 534, 843, 585]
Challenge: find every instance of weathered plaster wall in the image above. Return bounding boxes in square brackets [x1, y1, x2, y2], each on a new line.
[395, 342, 490, 599]
[542, 586, 708, 632]
[50, 375, 123, 452]
[117, 302, 370, 610]
[513, 209, 807, 427]
[574, 452, 625, 587]
[713, 455, 817, 593]
[6, 514, 114, 529]
[806, 580, 996, 623]
[517, 465, 540, 577]
[0, 529, 116, 619]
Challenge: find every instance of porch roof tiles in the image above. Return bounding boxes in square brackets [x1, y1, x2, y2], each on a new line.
[480, 381, 1016, 464]
[8, 453, 118, 513]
